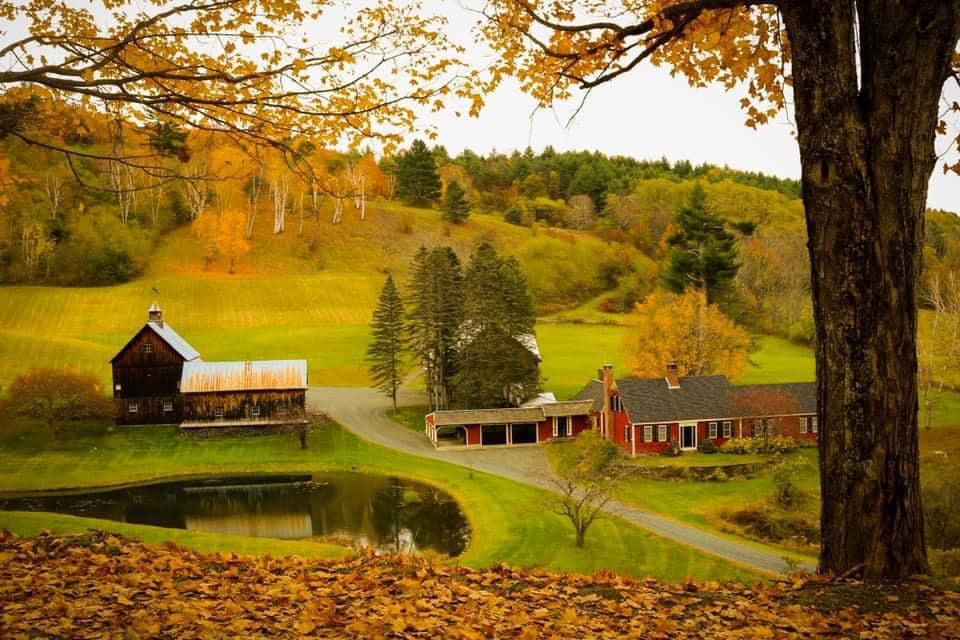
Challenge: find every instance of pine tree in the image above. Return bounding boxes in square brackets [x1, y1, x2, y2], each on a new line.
[441, 180, 471, 223]
[367, 274, 406, 410]
[661, 183, 744, 305]
[395, 139, 441, 207]
[407, 246, 463, 411]
[451, 243, 540, 408]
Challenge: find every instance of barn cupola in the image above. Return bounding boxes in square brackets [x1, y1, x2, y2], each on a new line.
[148, 302, 164, 327]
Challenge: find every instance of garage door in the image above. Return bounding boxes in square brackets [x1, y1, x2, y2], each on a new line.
[481, 424, 507, 446]
[511, 423, 537, 444]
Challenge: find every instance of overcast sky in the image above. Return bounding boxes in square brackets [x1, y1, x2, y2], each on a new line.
[412, 5, 958, 212]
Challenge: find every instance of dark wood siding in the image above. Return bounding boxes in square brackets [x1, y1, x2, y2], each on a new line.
[182, 389, 306, 422]
[112, 327, 186, 425]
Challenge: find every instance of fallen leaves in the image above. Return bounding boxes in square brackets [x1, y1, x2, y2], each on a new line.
[1, 531, 959, 639]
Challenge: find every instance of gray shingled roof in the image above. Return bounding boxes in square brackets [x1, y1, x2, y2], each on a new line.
[181, 360, 307, 393]
[729, 383, 817, 415]
[430, 401, 592, 426]
[573, 376, 817, 423]
[541, 400, 594, 417]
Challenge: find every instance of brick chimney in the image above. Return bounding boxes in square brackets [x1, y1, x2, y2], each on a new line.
[665, 362, 680, 389]
[601, 364, 614, 439]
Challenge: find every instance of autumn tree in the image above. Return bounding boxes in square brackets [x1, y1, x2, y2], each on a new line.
[219, 209, 250, 274]
[545, 430, 633, 548]
[920, 273, 960, 431]
[479, 0, 960, 579]
[728, 388, 802, 452]
[625, 289, 749, 379]
[1, 368, 114, 435]
[367, 274, 407, 411]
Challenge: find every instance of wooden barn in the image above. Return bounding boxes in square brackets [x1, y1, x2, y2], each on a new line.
[111, 303, 308, 428]
[179, 360, 308, 429]
[110, 303, 200, 425]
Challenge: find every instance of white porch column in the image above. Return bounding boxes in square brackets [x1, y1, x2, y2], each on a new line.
[631, 425, 636, 458]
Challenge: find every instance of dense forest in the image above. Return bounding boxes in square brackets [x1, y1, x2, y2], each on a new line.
[1, 99, 958, 349]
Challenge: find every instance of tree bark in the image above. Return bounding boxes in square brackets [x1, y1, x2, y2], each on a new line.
[781, 0, 960, 579]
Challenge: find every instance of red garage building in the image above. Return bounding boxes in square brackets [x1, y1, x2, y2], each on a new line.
[425, 401, 594, 448]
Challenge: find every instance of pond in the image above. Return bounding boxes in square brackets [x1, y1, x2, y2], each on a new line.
[1, 472, 470, 556]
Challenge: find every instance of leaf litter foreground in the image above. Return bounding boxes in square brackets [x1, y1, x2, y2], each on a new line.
[1, 532, 959, 639]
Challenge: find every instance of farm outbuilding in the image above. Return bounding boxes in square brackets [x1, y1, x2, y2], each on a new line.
[424, 401, 593, 448]
[111, 303, 308, 428]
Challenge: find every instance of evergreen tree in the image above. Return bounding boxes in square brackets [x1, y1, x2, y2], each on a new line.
[366, 274, 406, 410]
[451, 243, 540, 408]
[661, 183, 744, 305]
[395, 139, 441, 207]
[407, 246, 463, 410]
[441, 180, 471, 223]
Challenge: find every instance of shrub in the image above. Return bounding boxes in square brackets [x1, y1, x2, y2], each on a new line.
[698, 439, 718, 454]
[771, 459, 808, 510]
[504, 202, 526, 226]
[1, 368, 114, 434]
[721, 435, 799, 455]
[663, 441, 681, 457]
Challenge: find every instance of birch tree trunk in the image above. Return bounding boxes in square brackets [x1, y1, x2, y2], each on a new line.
[781, 0, 960, 579]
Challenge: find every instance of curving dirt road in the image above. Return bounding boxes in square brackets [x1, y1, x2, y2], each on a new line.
[308, 386, 817, 577]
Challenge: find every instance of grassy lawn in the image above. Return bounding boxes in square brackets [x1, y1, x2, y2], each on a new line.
[0, 420, 759, 582]
[386, 405, 429, 432]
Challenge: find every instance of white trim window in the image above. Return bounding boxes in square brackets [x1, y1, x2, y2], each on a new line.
[215, 407, 225, 419]
[722, 421, 732, 438]
[624, 426, 631, 442]
[251, 406, 261, 418]
[658, 424, 668, 442]
[800, 417, 809, 433]
[144, 342, 152, 354]
[643, 425, 653, 442]
[708, 422, 718, 439]
[128, 401, 138, 414]
[162, 400, 173, 413]
[812, 417, 819, 433]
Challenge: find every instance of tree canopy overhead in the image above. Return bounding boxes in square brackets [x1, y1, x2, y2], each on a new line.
[478, 0, 960, 579]
[0, 0, 469, 174]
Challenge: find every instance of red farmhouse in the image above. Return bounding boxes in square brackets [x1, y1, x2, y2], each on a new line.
[575, 364, 817, 456]
[425, 401, 593, 448]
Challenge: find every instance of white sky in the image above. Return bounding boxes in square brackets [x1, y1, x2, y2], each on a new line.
[412, 4, 959, 212]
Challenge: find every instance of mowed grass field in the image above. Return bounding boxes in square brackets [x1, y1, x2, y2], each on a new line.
[0, 420, 758, 582]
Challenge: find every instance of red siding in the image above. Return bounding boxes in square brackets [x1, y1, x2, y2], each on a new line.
[537, 420, 553, 443]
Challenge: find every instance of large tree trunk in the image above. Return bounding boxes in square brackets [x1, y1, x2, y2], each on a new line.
[782, 1, 959, 579]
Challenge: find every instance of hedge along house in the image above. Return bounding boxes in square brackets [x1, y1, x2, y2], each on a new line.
[179, 360, 308, 429]
[424, 401, 593, 448]
[111, 303, 201, 425]
[575, 364, 817, 457]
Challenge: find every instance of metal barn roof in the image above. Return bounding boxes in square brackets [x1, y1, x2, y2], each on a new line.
[429, 401, 592, 426]
[180, 360, 308, 393]
[109, 321, 201, 363]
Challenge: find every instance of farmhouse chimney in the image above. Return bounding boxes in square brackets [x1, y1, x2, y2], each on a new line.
[665, 362, 680, 389]
[148, 302, 164, 328]
[601, 364, 614, 440]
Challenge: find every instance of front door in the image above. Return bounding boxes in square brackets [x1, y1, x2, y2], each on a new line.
[680, 424, 697, 450]
[555, 416, 569, 438]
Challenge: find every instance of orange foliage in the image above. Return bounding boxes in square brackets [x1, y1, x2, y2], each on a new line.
[625, 289, 749, 378]
[3, 532, 960, 639]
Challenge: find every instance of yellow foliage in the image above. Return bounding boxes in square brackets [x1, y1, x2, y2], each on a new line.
[624, 289, 749, 379]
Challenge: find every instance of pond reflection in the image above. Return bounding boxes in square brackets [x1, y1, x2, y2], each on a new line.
[1, 472, 470, 556]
